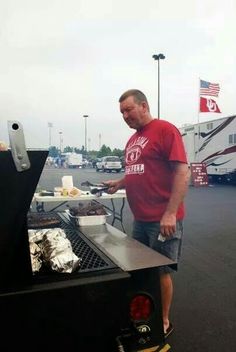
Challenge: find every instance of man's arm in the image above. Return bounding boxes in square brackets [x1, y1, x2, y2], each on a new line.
[160, 162, 190, 237]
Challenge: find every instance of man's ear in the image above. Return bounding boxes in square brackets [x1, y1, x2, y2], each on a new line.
[141, 101, 148, 111]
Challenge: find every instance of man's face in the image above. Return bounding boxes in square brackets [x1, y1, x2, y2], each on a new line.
[120, 96, 146, 130]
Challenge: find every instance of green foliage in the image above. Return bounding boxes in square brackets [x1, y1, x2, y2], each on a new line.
[64, 146, 73, 153]
[48, 144, 124, 159]
[112, 148, 123, 158]
[97, 144, 112, 158]
[48, 146, 59, 157]
[74, 146, 85, 154]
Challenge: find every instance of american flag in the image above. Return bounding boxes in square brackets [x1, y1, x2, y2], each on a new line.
[200, 79, 220, 97]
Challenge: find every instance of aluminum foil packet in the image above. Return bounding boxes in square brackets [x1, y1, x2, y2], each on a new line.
[29, 241, 42, 273]
[29, 228, 82, 273]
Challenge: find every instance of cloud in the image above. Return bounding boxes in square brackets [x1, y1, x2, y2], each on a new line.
[0, 0, 235, 150]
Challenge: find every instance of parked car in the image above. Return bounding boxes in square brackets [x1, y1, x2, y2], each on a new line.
[120, 156, 125, 169]
[96, 156, 122, 173]
[92, 158, 101, 168]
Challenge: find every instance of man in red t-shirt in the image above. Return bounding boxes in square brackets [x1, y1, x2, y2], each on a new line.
[104, 89, 190, 338]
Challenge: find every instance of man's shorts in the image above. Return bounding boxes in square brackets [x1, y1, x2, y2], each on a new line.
[132, 220, 184, 274]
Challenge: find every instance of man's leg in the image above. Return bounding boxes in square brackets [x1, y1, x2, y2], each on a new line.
[158, 221, 183, 333]
[160, 272, 173, 333]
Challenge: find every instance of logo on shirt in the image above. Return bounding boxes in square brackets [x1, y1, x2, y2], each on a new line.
[126, 136, 148, 165]
[126, 164, 144, 174]
[125, 136, 148, 175]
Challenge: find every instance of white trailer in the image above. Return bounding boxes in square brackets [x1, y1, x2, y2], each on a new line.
[65, 152, 83, 168]
[179, 115, 236, 184]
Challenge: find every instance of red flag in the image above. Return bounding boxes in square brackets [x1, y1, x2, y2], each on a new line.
[200, 97, 221, 113]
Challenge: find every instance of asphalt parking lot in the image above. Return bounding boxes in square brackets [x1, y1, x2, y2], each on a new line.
[35, 166, 236, 352]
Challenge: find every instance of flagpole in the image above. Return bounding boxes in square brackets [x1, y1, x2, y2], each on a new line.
[197, 78, 201, 162]
[197, 79, 221, 162]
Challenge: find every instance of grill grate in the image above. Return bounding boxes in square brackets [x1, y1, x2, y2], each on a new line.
[62, 227, 115, 272]
[28, 212, 116, 272]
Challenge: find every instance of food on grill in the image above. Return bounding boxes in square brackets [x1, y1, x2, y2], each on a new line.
[27, 213, 61, 228]
[67, 201, 107, 216]
[41, 229, 82, 273]
[29, 242, 42, 272]
[29, 228, 82, 274]
[28, 228, 45, 243]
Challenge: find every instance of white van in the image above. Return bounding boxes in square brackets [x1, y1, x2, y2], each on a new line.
[66, 153, 83, 168]
[96, 156, 122, 173]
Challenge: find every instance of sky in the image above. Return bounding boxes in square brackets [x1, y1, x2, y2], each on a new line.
[0, 0, 235, 151]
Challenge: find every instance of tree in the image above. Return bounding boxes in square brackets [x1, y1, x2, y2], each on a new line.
[48, 146, 59, 157]
[112, 148, 124, 158]
[47, 144, 124, 159]
[64, 146, 73, 153]
[97, 144, 112, 158]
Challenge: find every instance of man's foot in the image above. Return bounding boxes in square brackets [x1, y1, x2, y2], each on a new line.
[164, 322, 174, 339]
[163, 320, 170, 334]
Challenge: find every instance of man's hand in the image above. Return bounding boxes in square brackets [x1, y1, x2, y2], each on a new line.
[160, 212, 177, 237]
[103, 178, 125, 194]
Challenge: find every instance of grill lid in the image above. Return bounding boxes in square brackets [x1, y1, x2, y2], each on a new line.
[0, 120, 48, 290]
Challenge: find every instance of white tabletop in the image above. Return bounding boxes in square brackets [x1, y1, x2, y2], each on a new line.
[34, 190, 126, 203]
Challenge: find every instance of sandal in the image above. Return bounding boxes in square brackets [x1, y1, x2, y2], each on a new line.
[164, 322, 174, 339]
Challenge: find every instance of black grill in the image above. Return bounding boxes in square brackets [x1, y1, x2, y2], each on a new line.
[28, 211, 117, 273]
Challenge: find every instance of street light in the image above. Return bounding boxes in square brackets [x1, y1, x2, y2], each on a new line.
[59, 131, 63, 155]
[88, 137, 91, 152]
[99, 133, 101, 150]
[48, 122, 53, 147]
[152, 53, 165, 119]
[83, 115, 89, 152]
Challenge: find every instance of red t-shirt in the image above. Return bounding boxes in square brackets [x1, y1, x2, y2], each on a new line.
[124, 119, 187, 221]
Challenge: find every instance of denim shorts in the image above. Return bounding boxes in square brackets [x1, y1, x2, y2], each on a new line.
[132, 220, 184, 274]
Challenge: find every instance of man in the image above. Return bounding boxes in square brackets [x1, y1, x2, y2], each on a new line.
[104, 89, 190, 338]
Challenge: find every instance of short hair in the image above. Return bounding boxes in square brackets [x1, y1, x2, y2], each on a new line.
[119, 89, 149, 110]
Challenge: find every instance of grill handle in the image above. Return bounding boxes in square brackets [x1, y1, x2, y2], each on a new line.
[8, 120, 31, 172]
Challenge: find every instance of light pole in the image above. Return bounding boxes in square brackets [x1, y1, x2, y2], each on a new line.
[99, 133, 101, 150]
[152, 53, 165, 119]
[83, 115, 88, 153]
[88, 137, 91, 152]
[59, 131, 63, 155]
[48, 122, 53, 147]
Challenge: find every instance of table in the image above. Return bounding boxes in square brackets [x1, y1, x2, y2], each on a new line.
[33, 190, 127, 232]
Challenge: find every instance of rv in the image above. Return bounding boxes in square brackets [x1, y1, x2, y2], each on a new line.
[65, 152, 83, 168]
[179, 115, 236, 184]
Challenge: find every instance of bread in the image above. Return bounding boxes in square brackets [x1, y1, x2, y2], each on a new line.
[68, 187, 81, 197]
